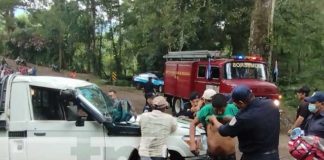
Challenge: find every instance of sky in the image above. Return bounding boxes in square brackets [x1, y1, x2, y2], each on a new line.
[14, 8, 27, 17]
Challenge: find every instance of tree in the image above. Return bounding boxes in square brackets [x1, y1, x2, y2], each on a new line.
[249, 0, 276, 80]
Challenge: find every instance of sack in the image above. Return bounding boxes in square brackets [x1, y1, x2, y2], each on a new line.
[288, 135, 324, 160]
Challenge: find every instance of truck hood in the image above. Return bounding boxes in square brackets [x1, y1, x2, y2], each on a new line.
[134, 115, 204, 135]
[222, 79, 279, 97]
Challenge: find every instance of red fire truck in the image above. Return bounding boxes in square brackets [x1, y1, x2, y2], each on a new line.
[163, 50, 281, 115]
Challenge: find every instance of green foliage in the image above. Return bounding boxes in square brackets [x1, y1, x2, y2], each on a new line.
[273, 0, 324, 89]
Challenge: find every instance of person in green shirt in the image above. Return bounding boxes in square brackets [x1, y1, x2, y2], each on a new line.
[189, 93, 239, 160]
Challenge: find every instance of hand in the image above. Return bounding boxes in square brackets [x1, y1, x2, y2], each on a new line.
[190, 107, 198, 113]
[197, 99, 204, 108]
[197, 123, 203, 129]
[189, 143, 199, 156]
[287, 129, 292, 136]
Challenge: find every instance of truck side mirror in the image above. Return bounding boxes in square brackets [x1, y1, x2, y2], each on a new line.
[75, 116, 86, 127]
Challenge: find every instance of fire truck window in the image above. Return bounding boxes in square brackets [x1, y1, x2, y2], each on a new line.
[211, 67, 220, 79]
[198, 66, 206, 78]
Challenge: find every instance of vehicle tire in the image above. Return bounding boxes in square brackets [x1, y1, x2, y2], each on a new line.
[128, 149, 140, 160]
[172, 98, 184, 116]
[166, 96, 173, 110]
[168, 151, 184, 160]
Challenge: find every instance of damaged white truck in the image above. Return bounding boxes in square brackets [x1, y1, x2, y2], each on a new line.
[0, 75, 206, 160]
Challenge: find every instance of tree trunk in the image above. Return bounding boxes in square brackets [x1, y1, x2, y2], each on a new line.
[249, 0, 276, 80]
[98, 23, 104, 77]
[58, 39, 62, 69]
[90, 0, 96, 74]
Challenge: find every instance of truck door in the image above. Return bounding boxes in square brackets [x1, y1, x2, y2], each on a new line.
[164, 62, 178, 96]
[26, 86, 105, 160]
[175, 64, 192, 98]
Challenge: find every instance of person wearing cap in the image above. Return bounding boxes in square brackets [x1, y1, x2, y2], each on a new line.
[139, 96, 177, 160]
[177, 91, 200, 119]
[144, 77, 155, 105]
[142, 92, 155, 113]
[304, 91, 324, 138]
[194, 88, 217, 111]
[288, 85, 311, 134]
[190, 93, 238, 160]
[208, 85, 280, 160]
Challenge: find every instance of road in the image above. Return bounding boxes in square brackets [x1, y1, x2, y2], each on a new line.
[104, 85, 294, 160]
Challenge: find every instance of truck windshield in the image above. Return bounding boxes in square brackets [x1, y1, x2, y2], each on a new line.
[77, 85, 114, 116]
[224, 62, 267, 80]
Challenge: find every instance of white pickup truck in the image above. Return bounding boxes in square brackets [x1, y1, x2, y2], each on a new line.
[0, 75, 206, 160]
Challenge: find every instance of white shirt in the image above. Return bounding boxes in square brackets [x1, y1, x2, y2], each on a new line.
[139, 110, 177, 157]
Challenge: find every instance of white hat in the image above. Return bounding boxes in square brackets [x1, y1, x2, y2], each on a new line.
[202, 89, 217, 100]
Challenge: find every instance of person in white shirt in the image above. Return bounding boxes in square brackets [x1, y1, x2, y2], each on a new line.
[139, 96, 177, 160]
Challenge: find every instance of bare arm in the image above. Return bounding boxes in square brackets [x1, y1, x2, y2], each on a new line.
[189, 117, 200, 155]
[288, 116, 304, 134]
[209, 115, 223, 130]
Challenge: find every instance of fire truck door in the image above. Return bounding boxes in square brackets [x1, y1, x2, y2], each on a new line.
[176, 64, 192, 98]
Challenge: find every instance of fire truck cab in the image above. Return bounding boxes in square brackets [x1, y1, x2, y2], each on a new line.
[163, 50, 280, 115]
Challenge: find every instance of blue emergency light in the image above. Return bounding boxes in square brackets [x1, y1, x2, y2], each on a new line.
[232, 55, 263, 61]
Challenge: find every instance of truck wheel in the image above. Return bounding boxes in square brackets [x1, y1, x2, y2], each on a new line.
[173, 98, 183, 116]
[128, 149, 140, 160]
[168, 151, 184, 160]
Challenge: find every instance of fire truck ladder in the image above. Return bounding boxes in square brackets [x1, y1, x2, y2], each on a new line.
[163, 50, 223, 61]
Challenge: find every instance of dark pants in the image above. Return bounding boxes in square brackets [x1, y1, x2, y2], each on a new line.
[207, 153, 236, 160]
[140, 157, 166, 160]
[241, 150, 279, 160]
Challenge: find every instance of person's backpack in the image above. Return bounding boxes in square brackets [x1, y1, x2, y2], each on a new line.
[288, 135, 324, 160]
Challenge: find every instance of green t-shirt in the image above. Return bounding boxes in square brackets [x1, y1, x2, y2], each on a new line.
[197, 103, 239, 126]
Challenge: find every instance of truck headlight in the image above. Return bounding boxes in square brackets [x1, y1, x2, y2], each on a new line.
[273, 99, 280, 107]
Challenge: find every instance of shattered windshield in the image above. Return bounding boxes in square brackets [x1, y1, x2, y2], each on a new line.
[77, 85, 114, 116]
[224, 62, 267, 80]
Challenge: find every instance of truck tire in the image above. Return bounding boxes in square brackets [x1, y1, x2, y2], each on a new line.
[166, 96, 173, 111]
[168, 150, 184, 160]
[128, 149, 140, 160]
[172, 98, 184, 116]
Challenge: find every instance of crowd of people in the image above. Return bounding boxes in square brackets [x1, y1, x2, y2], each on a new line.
[0, 57, 37, 79]
[133, 80, 324, 160]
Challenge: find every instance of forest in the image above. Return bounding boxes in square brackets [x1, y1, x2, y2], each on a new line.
[0, 0, 323, 99]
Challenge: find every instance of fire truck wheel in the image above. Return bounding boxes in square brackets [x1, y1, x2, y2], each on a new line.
[173, 98, 184, 116]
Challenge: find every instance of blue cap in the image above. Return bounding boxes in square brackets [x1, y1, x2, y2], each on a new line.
[231, 85, 252, 102]
[305, 91, 324, 103]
